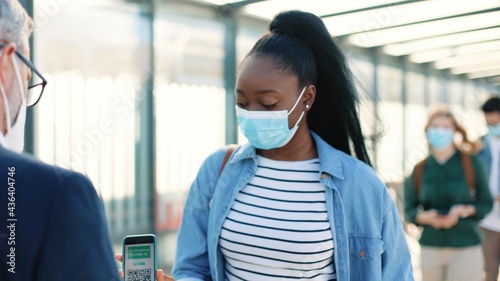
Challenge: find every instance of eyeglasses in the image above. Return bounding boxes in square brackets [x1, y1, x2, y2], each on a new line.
[0, 43, 47, 107]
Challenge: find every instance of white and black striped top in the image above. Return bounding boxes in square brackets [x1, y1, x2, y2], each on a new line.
[219, 156, 337, 281]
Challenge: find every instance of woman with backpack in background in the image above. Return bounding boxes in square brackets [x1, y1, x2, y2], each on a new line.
[404, 106, 493, 281]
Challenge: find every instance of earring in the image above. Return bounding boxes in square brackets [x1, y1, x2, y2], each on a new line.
[305, 104, 310, 109]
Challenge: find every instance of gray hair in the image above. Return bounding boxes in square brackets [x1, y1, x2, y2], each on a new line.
[0, 0, 34, 54]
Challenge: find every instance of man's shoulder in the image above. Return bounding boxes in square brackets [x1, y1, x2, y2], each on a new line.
[0, 147, 87, 187]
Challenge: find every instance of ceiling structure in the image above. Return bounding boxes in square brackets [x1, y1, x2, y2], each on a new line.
[191, 0, 500, 88]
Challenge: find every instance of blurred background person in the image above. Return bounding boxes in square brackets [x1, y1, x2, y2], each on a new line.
[404, 106, 493, 281]
[477, 96, 500, 281]
[0, 1, 119, 280]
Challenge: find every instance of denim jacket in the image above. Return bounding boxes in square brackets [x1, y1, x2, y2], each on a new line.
[477, 136, 492, 175]
[173, 132, 414, 281]
[477, 136, 500, 195]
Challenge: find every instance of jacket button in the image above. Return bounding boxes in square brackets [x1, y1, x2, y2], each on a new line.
[321, 173, 327, 179]
[359, 250, 366, 257]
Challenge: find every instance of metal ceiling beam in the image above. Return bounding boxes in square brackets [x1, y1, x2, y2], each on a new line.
[349, 16, 500, 48]
[452, 59, 500, 75]
[214, 0, 268, 17]
[468, 67, 500, 79]
[408, 38, 500, 63]
[335, 7, 500, 37]
[385, 26, 500, 56]
[320, 0, 424, 18]
[435, 50, 500, 69]
[487, 76, 500, 83]
[222, 0, 268, 9]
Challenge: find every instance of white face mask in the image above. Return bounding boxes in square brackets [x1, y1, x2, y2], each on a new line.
[0, 50, 27, 153]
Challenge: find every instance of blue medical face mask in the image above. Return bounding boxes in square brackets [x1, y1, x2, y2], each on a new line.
[487, 124, 500, 137]
[426, 127, 454, 150]
[236, 87, 307, 150]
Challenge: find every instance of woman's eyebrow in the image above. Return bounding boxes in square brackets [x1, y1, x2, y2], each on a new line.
[235, 88, 280, 95]
[255, 89, 280, 95]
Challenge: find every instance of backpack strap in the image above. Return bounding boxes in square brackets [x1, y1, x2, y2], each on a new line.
[209, 145, 237, 209]
[460, 152, 476, 198]
[218, 144, 236, 178]
[413, 158, 427, 195]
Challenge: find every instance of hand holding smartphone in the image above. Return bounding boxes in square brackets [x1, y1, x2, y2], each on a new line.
[122, 234, 157, 281]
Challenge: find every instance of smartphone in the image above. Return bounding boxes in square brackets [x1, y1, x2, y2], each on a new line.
[122, 234, 157, 281]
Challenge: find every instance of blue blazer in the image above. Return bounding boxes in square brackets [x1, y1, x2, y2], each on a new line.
[0, 147, 120, 281]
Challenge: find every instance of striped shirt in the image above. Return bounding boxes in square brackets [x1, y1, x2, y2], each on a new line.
[219, 156, 337, 281]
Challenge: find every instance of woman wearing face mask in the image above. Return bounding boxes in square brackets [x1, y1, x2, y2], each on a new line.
[404, 107, 493, 281]
[169, 10, 413, 281]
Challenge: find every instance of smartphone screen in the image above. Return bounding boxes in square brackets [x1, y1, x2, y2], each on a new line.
[123, 234, 156, 281]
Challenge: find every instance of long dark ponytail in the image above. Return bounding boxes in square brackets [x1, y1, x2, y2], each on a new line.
[244, 10, 372, 166]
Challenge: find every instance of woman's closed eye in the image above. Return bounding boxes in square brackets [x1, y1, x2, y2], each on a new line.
[236, 102, 278, 110]
[236, 102, 248, 108]
[262, 102, 278, 110]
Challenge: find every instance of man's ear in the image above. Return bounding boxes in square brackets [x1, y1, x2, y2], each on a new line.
[0, 43, 17, 85]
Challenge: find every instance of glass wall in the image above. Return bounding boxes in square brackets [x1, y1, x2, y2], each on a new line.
[377, 64, 404, 182]
[32, 0, 159, 266]
[404, 70, 427, 176]
[348, 55, 376, 163]
[33, 0, 150, 236]
[153, 1, 227, 265]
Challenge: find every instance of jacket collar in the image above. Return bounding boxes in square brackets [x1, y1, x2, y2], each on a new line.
[313, 132, 345, 180]
[231, 131, 345, 180]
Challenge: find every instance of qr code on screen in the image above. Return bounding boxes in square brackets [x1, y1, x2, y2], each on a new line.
[126, 268, 152, 281]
